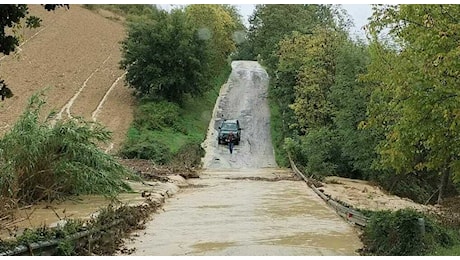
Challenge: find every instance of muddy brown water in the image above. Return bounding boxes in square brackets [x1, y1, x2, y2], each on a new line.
[0, 181, 180, 239]
[125, 169, 362, 255]
[123, 61, 363, 256]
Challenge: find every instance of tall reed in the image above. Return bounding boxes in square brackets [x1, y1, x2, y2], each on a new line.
[0, 93, 132, 212]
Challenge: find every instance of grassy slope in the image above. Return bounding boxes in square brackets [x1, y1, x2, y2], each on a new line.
[121, 65, 231, 162]
[156, 65, 230, 153]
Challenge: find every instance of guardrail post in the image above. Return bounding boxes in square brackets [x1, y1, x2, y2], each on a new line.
[417, 217, 425, 236]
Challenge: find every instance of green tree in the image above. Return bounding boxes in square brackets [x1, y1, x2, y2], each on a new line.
[250, 4, 348, 167]
[288, 27, 341, 132]
[329, 39, 379, 178]
[185, 4, 241, 72]
[364, 4, 460, 203]
[120, 8, 211, 103]
[248, 4, 335, 71]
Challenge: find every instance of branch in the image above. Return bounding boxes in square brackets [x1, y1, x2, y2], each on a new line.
[439, 5, 459, 23]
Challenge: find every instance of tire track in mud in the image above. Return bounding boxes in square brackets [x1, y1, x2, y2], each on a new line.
[54, 54, 112, 122]
[0, 5, 132, 147]
[0, 5, 69, 63]
[0, 18, 52, 62]
[0, 7, 64, 132]
[91, 71, 127, 153]
[51, 55, 127, 153]
[0, 27, 48, 62]
[91, 71, 127, 122]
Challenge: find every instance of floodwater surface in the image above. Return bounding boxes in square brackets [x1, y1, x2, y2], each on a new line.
[0, 181, 178, 239]
[125, 169, 363, 255]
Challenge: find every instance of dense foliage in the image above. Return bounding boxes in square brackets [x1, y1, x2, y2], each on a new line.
[360, 209, 459, 255]
[363, 4, 460, 204]
[185, 4, 242, 73]
[120, 4, 244, 104]
[0, 94, 132, 211]
[119, 5, 243, 165]
[240, 4, 460, 204]
[120, 8, 210, 103]
[246, 4, 336, 72]
[120, 65, 231, 166]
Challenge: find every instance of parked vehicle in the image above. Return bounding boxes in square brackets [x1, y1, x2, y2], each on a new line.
[217, 119, 241, 145]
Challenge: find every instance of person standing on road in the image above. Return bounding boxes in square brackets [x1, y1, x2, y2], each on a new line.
[227, 131, 235, 154]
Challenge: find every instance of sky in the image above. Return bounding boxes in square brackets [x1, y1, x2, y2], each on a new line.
[236, 4, 373, 39]
[8, 1, 375, 39]
[158, 3, 374, 40]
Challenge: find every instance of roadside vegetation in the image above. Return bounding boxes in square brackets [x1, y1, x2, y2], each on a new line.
[0, 199, 163, 255]
[117, 4, 244, 168]
[235, 4, 460, 255]
[360, 209, 460, 256]
[120, 66, 231, 167]
[0, 92, 133, 218]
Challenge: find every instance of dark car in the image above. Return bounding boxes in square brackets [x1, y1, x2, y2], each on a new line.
[217, 119, 241, 145]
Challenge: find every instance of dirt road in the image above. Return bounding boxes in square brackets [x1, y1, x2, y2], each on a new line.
[123, 61, 363, 256]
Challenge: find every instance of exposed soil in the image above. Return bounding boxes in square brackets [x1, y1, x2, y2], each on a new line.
[320, 176, 437, 213]
[0, 5, 134, 152]
[0, 4, 137, 240]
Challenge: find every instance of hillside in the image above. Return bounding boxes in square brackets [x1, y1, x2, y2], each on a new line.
[0, 5, 134, 152]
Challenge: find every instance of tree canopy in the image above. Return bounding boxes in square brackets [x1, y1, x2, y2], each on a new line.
[120, 8, 210, 103]
[363, 4, 460, 203]
[120, 4, 244, 104]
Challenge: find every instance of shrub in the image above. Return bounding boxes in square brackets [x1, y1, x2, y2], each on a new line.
[171, 140, 205, 168]
[360, 209, 457, 255]
[134, 100, 182, 130]
[0, 93, 132, 207]
[285, 127, 349, 179]
[119, 130, 172, 164]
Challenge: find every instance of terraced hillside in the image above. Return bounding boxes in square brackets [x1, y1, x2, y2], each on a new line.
[0, 5, 134, 152]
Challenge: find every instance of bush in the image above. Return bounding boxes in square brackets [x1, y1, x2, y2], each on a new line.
[360, 209, 457, 255]
[119, 131, 172, 164]
[133, 100, 184, 133]
[285, 127, 350, 179]
[269, 98, 289, 167]
[0, 94, 132, 207]
[171, 140, 204, 168]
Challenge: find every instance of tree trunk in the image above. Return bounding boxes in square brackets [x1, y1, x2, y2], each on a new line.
[437, 166, 451, 205]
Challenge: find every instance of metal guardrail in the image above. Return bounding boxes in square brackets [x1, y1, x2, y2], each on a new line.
[1, 187, 171, 256]
[289, 156, 368, 227]
[0, 219, 123, 256]
[0, 230, 92, 256]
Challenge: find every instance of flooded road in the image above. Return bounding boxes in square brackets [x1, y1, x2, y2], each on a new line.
[126, 169, 362, 255]
[123, 61, 363, 255]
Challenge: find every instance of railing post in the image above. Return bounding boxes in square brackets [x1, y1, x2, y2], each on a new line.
[418, 217, 425, 236]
